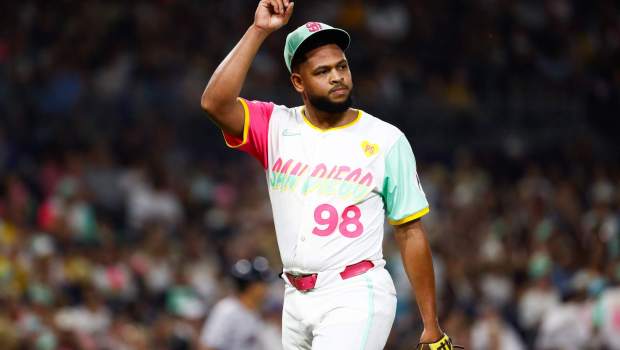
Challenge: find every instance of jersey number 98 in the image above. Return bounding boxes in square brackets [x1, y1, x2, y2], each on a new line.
[312, 204, 363, 238]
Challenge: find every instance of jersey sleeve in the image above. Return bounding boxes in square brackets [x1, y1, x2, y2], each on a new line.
[383, 134, 429, 225]
[222, 98, 274, 168]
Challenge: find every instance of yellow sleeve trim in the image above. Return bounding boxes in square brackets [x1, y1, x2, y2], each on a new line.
[222, 98, 250, 148]
[388, 207, 430, 225]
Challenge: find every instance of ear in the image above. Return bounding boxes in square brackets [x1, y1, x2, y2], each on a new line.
[290, 73, 304, 94]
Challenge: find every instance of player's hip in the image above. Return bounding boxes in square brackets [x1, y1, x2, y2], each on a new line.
[282, 265, 397, 332]
[283, 260, 396, 295]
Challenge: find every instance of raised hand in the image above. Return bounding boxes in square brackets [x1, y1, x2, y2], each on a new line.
[254, 0, 294, 33]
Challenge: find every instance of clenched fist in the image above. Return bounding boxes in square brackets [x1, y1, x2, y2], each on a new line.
[254, 0, 294, 33]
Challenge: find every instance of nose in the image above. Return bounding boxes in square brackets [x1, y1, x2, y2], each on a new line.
[330, 70, 344, 85]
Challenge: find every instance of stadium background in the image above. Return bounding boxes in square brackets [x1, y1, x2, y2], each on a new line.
[0, 0, 619, 349]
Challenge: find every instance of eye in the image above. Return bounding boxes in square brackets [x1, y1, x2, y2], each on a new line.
[338, 62, 348, 70]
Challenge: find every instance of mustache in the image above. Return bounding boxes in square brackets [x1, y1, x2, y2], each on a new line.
[329, 84, 349, 93]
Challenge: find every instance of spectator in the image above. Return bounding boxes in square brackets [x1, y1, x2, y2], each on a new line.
[471, 304, 526, 350]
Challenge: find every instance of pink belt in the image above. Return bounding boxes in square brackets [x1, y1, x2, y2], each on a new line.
[285, 260, 375, 292]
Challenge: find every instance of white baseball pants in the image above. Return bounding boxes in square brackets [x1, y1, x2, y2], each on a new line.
[281, 264, 397, 350]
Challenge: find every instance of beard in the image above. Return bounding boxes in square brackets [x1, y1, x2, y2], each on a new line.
[308, 91, 353, 113]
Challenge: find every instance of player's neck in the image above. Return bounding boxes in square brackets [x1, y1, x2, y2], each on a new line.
[238, 293, 260, 311]
[303, 105, 357, 130]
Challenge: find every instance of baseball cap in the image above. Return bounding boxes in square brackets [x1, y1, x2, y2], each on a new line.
[284, 22, 351, 73]
[230, 256, 275, 285]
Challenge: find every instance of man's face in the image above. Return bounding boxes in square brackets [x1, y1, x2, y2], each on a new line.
[248, 281, 268, 303]
[292, 44, 353, 113]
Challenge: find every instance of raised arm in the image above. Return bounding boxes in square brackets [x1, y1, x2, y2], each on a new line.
[200, 0, 294, 137]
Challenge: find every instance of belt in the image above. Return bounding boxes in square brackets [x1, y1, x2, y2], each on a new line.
[285, 260, 375, 292]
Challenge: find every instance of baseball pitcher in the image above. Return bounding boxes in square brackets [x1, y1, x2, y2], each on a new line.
[200, 1, 462, 349]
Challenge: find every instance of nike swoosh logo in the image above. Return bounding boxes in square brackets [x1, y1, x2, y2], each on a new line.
[283, 129, 301, 136]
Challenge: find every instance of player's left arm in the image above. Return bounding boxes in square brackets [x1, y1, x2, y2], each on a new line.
[393, 218, 443, 343]
[385, 134, 461, 348]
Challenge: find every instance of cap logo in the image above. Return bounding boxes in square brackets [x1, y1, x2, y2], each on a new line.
[306, 22, 322, 32]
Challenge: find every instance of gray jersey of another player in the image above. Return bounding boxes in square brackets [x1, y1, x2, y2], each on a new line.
[200, 297, 267, 350]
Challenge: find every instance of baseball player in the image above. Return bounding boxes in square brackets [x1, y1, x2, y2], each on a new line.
[199, 258, 277, 350]
[201, 1, 461, 349]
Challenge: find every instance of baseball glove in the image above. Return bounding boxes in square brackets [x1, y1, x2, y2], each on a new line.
[416, 333, 464, 350]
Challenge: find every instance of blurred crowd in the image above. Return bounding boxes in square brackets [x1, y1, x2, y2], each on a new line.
[1, 0, 619, 349]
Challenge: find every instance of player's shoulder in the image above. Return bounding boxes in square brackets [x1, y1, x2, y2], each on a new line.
[211, 296, 243, 316]
[268, 104, 308, 130]
[272, 103, 302, 118]
[357, 109, 406, 147]
[239, 97, 297, 119]
[358, 110, 403, 135]
[270, 102, 296, 114]
[249, 99, 300, 123]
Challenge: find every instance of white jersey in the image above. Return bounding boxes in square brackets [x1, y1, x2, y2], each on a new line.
[596, 287, 620, 349]
[224, 98, 429, 273]
[199, 297, 264, 350]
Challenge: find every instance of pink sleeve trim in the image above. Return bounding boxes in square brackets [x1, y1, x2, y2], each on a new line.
[222, 98, 274, 169]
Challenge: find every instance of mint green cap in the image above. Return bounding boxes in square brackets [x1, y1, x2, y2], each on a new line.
[284, 22, 350, 73]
